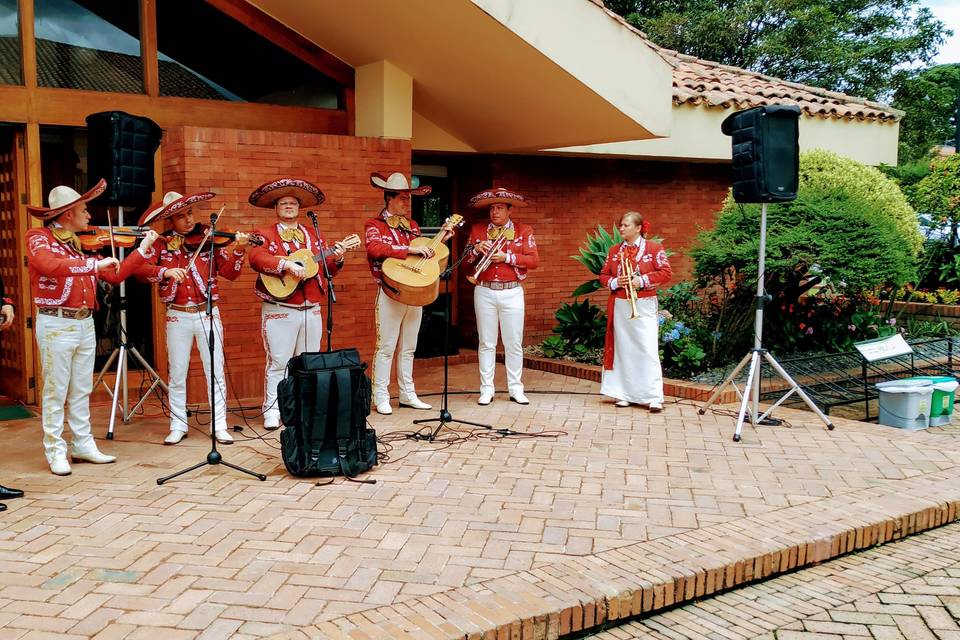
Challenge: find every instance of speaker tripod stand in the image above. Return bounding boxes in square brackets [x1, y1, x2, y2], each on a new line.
[92, 206, 168, 439]
[698, 202, 835, 441]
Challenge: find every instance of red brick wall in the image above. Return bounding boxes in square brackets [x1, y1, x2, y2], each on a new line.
[158, 133, 729, 404]
[160, 127, 411, 402]
[451, 155, 730, 345]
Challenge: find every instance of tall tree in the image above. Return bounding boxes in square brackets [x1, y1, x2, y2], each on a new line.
[605, 0, 950, 102]
[893, 64, 960, 162]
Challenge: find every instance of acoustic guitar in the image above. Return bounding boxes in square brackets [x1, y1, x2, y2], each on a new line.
[380, 215, 464, 307]
[259, 234, 361, 300]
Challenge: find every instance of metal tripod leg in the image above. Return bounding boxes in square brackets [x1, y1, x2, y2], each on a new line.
[732, 351, 763, 442]
[760, 351, 834, 430]
[100, 342, 170, 438]
[106, 345, 127, 439]
[125, 346, 169, 416]
[699, 351, 752, 414]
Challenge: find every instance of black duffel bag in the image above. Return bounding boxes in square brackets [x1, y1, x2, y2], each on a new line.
[277, 348, 377, 478]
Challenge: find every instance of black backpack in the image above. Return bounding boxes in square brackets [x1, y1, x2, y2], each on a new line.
[277, 348, 377, 479]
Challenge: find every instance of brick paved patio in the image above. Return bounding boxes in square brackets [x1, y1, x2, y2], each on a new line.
[2, 362, 960, 639]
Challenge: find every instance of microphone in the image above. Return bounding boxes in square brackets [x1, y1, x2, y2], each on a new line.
[210, 212, 219, 224]
[307, 211, 318, 222]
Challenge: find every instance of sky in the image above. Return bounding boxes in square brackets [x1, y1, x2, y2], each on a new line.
[924, 0, 960, 64]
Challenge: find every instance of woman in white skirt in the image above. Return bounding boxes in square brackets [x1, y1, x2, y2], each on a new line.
[599, 211, 672, 411]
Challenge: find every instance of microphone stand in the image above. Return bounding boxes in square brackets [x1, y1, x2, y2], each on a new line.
[412, 243, 497, 441]
[157, 213, 267, 484]
[308, 211, 336, 352]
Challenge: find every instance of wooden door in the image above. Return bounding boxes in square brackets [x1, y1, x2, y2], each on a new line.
[0, 127, 35, 405]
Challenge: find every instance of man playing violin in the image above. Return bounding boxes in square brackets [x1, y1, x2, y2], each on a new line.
[26, 179, 160, 476]
[134, 191, 250, 445]
[247, 178, 345, 431]
[365, 172, 450, 415]
[466, 187, 539, 406]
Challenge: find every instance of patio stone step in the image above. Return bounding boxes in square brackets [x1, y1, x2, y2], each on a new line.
[305, 467, 960, 639]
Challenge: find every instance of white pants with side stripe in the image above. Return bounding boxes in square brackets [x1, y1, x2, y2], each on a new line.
[372, 289, 422, 405]
[35, 314, 98, 464]
[165, 307, 228, 434]
[474, 285, 526, 395]
[261, 302, 323, 426]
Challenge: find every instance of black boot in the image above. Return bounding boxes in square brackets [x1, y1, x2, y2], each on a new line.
[0, 486, 23, 500]
[0, 503, 6, 512]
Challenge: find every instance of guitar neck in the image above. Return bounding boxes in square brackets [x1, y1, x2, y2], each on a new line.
[311, 246, 336, 262]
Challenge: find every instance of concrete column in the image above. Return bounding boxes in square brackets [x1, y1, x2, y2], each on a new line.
[355, 60, 413, 139]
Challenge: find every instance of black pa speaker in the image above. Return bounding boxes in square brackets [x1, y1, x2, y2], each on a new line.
[85, 111, 163, 207]
[721, 105, 800, 203]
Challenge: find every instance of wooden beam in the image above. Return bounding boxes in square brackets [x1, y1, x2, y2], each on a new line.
[23, 122, 41, 402]
[204, 0, 354, 88]
[18, 0, 36, 88]
[0, 85, 349, 134]
[24, 121, 41, 207]
[140, 0, 160, 97]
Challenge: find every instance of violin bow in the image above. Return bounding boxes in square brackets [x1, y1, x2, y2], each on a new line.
[106, 208, 116, 261]
[185, 205, 226, 272]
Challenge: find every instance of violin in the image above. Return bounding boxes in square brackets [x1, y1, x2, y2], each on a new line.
[76, 226, 153, 251]
[174, 224, 265, 250]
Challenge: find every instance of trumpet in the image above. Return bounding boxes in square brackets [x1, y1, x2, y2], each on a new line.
[467, 234, 509, 284]
[619, 249, 640, 320]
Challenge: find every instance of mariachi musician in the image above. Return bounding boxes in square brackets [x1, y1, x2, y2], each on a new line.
[247, 178, 345, 431]
[465, 187, 539, 406]
[598, 211, 672, 411]
[26, 179, 159, 476]
[134, 191, 250, 445]
[364, 172, 449, 415]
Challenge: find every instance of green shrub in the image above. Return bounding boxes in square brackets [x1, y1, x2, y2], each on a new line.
[912, 155, 960, 224]
[904, 317, 957, 338]
[692, 189, 916, 294]
[691, 151, 918, 355]
[938, 289, 960, 305]
[800, 150, 922, 255]
[552, 299, 606, 349]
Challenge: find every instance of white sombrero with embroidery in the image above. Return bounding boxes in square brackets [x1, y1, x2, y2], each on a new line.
[369, 172, 432, 196]
[248, 178, 324, 208]
[139, 191, 215, 226]
[27, 179, 107, 221]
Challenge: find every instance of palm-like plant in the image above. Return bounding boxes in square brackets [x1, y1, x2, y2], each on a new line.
[571, 224, 622, 297]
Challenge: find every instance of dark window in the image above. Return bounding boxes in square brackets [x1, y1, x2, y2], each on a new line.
[156, 0, 340, 107]
[0, 0, 21, 85]
[34, 0, 142, 93]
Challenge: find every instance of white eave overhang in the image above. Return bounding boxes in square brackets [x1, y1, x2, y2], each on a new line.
[246, 0, 674, 153]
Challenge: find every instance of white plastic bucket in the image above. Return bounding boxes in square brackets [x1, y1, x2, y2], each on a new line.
[875, 379, 933, 430]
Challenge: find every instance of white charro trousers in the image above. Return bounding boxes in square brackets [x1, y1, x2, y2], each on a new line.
[35, 314, 99, 464]
[261, 302, 323, 426]
[600, 297, 664, 405]
[372, 289, 422, 404]
[165, 307, 229, 434]
[474, 285, 526, 395]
